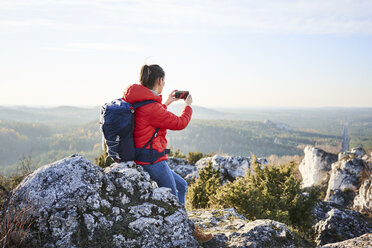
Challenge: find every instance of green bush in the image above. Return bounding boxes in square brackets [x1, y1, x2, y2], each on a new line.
[186, 157, 319, 234]
[168, 147, 186, 159]
[187, 151, 204, 164]
[210, 159, 319, 233]
[187, 151, 216, 164]
[186, 162, 222, 209]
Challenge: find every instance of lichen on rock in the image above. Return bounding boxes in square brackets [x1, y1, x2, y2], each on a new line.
[188, 208, 296, 248]
[325, 155, 366, 207]
[312, 201, 372, 246]
[11, 155, 199, 248]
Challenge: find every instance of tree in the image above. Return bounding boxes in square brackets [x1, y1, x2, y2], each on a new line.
[186, 162, 222, 210]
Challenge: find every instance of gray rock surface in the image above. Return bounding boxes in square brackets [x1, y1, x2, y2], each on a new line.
[191, 155, 267, 183]
[167, 157, 197, 181]
[188, 208, 296, 248]
[12, 155, 199, 248]
[317, 233, 372, 248]
[325, 156, 366, 207]
[313, 201, 372, 246]
[299, 146, 338, 188]
[353, 179, 372, 215]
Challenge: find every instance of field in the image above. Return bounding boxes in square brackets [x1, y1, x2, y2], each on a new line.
[0, 105, 371, 175]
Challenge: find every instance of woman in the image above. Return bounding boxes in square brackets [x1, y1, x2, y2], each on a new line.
[122, 64, 212, 243]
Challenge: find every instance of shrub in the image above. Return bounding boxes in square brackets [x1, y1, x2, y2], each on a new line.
[187, 151, 204, 164]
[94, 151, 115, 169]
[209, 158, 319, 233]
[0, 154, 36, 248]
[0, 195, 34, 248]
[187, 151, 216, 164]
[186, 162, 222, 210]
[168, 147, 186, 159]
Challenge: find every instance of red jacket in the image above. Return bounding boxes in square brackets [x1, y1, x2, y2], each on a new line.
[123, 84, 192, 165]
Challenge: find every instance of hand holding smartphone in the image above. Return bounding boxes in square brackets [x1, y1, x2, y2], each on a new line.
[174, 91, 189, 100]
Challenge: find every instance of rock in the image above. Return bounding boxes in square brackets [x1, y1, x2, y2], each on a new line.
[325, 157, 366, 207]
[11, 155, 199, 248]
[192, 155, 267, 183]
[313, 201, 372, 246]
[350, 147, 367, 157]
[338, 147, 367, 161]
[188, 208, 296, 248]
[353, 179, 372, 215]
[317, 233, 372, 248]
[299, 146, 338, 188]
[167, 157, 197, 181]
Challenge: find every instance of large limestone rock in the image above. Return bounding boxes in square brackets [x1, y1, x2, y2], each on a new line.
[299, 146, 338, 188]
[11, 155, 199, 248]
[191, 155, 267, 183]
[353, 179, 372, 215]
[325, 156, 366, 207]
[318, 233, 372, 248]
[188, 208, 297, 248]
[313, 201, 372, 246]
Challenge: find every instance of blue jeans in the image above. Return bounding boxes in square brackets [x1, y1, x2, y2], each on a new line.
[142, 160, 188, 205]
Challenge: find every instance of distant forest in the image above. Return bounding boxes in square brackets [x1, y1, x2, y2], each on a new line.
[0, 106, 371, 175]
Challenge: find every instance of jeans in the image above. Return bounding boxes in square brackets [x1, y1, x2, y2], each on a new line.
[142, 160, 188, 205]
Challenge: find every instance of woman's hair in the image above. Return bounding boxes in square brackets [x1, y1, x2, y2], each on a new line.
[139, 64, 165, 89]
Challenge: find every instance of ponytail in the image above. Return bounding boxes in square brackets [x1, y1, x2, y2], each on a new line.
[139, 64, 165, 89]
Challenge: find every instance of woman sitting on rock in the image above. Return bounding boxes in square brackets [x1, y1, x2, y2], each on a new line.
[122, 64, 212, 243]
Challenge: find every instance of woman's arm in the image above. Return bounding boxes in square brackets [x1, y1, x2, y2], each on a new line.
[149, 103, 192, 130]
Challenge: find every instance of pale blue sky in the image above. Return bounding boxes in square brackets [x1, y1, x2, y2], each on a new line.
[1, 0, 372, 108]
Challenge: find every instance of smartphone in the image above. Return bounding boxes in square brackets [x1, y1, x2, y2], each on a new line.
[175, 91, 189, 100]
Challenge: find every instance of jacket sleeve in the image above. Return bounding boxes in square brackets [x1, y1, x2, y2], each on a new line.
[148, 104, 192, 130]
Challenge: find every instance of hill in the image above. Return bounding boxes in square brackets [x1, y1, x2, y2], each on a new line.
[0, 105, 371, 174]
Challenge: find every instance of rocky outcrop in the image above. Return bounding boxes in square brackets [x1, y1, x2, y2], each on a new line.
[11, 155, 198, 248]
[167, 157, 197, 181]
[188, 208, 297, 248]
[325, 153, 367, 207]
[300, 146, 371, 210]
[196, 155, 250, 182]
[299, 146, 338, 188]
[318, 233, 372, 248]
[353, 178, 372, 215]
[313, 201, 372, 246]
[191, 155, 267, 183]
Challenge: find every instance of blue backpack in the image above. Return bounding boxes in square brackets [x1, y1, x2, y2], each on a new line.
[100, 99, 158, 163]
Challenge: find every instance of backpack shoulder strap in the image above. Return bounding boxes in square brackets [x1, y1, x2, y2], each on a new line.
[132, 100, 156, 109]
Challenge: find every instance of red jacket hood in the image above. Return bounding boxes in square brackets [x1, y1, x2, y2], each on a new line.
[123, 84, 162, 104]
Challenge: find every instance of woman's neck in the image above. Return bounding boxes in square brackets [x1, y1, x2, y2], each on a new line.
[150, 89, 160, 96]
[152, 85, 162, 95]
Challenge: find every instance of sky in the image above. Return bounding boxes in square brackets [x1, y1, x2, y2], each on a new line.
[1, 0, 372, 108]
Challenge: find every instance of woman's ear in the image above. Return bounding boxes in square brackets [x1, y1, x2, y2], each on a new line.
[154, 78, 161, 86]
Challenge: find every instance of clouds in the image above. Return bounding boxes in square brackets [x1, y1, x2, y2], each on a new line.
[1, 0, 372, 35]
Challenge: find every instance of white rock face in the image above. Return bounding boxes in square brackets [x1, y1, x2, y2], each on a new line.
[299, 146, 338, 188]
[168, 155, 268, 183]
[325, 154, 366, 207]
[11, 155, 199, 248]
[194, 155, 252, 182]
[353, 179, 372, 214]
